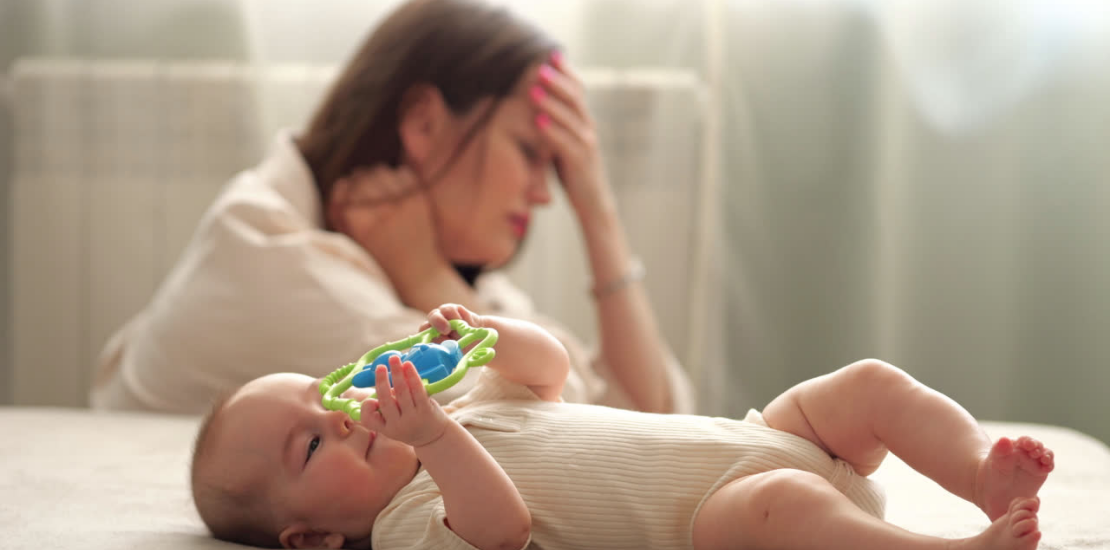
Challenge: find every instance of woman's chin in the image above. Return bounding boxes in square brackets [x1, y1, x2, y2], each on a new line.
[487, 247, 521, 269]
[450, 245, 518, 270]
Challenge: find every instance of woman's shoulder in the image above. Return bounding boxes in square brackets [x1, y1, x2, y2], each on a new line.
[160, 129, 410, 318]
[202, 130, 321, 233]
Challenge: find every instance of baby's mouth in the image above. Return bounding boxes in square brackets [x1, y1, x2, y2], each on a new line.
[365, 432, 377, 461]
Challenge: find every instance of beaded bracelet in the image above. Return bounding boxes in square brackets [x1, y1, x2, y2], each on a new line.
[590, 257, 646, 299]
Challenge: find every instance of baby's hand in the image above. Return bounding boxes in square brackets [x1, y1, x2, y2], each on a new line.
[420, 303, 484, 339]
[359, 356, 451, 448]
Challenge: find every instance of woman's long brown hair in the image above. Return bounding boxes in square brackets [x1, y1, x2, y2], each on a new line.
[297, 0, 558, 215]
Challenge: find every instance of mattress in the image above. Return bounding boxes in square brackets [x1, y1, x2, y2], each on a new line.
[1, 408, 1107, 549]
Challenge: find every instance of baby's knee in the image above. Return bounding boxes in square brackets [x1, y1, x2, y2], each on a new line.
[838, 358, 912, 393]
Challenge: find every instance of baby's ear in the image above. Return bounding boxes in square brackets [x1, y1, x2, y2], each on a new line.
[279, 523, 345, 549]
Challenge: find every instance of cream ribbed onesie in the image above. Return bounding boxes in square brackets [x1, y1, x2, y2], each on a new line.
[371, 369, 885, 550]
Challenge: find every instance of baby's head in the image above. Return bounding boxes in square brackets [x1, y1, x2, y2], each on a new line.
[191, 373, 419, 549]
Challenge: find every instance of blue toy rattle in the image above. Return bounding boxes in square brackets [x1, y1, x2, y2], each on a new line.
[319, 319, 498, 421]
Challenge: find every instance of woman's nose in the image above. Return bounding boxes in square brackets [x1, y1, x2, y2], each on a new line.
[528, 172, 553, 205]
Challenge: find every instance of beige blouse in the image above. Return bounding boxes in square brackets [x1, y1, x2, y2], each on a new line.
[371, 369, 886, 550]
[90, 130, 694, 414]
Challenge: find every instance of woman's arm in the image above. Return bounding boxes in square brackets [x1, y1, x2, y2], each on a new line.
[360, 359, 530, 550]
[577, 198, 676, 413]
[531, 54, 680, 413]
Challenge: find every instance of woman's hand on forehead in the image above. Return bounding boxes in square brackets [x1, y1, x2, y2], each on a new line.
[526, 53, 609, 214]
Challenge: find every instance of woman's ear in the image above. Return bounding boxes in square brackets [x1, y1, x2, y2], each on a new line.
[279, 523, 345, 549]
[398, 84, 451, 168]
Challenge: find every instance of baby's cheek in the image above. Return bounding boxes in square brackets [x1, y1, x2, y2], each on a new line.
[317, 460, 365, 496]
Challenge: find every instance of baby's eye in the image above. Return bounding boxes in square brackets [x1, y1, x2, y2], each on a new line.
[306, 436, 320, 463]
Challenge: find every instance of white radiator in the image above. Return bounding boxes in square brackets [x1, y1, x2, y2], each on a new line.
[9, 59, 706, 407]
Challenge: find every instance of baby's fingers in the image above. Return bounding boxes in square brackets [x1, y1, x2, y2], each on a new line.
[426, 307, 452, 335]
[359, 398, 385, 430]
[374, 364, 399, 417]
[441, 303, 482, 327]
[401, 361, 430, 408]
[390, 357, 418, 410]
[455, 305, 481, 327]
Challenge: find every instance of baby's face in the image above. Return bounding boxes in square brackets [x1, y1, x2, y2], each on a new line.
[214, 373, 419, 543]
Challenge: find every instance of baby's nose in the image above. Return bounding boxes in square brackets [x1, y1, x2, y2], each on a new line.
[327, 410, 355, 436]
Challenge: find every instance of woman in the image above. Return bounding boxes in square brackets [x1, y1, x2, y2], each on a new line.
[91, 0, 693, 415]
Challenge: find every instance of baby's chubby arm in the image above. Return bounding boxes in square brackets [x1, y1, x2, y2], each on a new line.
[360, 358, 530, 550]
[423, 303, 569, 402]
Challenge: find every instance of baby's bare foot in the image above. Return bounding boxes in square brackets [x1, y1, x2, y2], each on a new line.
[961, 497, 1042, 550]
[975, 436, 1054, 521]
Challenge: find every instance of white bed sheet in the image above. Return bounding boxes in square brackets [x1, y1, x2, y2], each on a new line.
[1, 408, 1107, 549]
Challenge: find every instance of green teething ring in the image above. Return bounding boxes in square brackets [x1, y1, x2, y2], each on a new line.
[318, 319, 498, 421]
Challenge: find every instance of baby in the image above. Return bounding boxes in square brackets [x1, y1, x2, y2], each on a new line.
[191, 304, 1055, 550]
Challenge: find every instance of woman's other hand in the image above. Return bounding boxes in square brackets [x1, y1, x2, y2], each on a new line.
[329, 165, 480, 312]
[328, 165, 441, 276]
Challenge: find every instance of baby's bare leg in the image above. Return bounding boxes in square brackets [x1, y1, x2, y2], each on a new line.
[691, 468, 1043, 550]
[761, 359, 1052, 519]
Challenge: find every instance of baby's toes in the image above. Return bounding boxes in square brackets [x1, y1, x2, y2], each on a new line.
[1007, 498, 1040, 536]
[1010, 496, 1040, 515]
[1015, 437, 1055, 470]
[1016, 436, 1042, 454]
[1015, 437, 1054, 470]
[1016, 517, 1038, 540]
[1038, 449, 1055, 472]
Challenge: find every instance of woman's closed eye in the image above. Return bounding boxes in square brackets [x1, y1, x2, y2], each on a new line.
[518, 140, 540, 164]
[306, 436, 321, 464]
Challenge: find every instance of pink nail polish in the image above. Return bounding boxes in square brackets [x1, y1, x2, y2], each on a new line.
[550, 50, 564, 66]
[530, 84, 545, 103]
[538, 64, 555, 83]
[536, 112, 550, 130]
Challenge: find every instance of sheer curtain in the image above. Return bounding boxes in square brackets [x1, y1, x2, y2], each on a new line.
[716, 0, 1110, 445]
